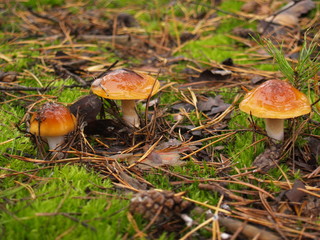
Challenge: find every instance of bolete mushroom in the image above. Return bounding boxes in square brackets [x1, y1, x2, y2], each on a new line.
[29, 102, 77, 151]
[239, 79, 311, 141]
[91, 69, 160, 128]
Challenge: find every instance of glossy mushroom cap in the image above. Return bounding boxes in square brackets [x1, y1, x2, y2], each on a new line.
[91, 69, 160, 100]
[239, 79, 311, 119]
[29, 102, 77, 137]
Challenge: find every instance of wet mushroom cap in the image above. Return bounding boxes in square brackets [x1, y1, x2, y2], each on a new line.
[91, 69, 160, 100]
[239, 79, 311, 119]
[29, 102, 77, 137]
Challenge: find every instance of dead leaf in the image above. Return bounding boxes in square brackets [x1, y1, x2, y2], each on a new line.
[69, 94, 102, 124]
[232, 27, 256, 39]
[137, 139, 198, 169]
[259, 0, 315, 37]
[276, 0, 315, 18]
[119, 171, 147, 190]
[197, 95, 231, 115]
[265, 13, 298, 28]
[115, 13, 139, 28]
[180, 32, 198, 43]
[0, 71, 18, 82]
[253, 145, 281, 173]
[250, 75, 266, 84]
[171, 102, 195, 112]
[307, 137, 320, 162]
[285, 180, 306, 202]
[241, 1, 260, 14]
[192, 69, 232, 82]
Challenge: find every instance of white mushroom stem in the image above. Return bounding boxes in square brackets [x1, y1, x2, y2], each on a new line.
[45, 136, 65, 150]
[264, 118, 284, 141]
[121, 100, 140, 128]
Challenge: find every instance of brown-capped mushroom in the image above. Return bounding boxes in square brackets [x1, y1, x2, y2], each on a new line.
[29, 102, 77, 151]
[239, 79, 311, 141]
[91, 69, 160, 128]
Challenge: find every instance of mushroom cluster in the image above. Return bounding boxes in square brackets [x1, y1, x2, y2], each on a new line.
[91, 68, 160, 128]
[29, 102, 77, 151]
[239, 79, 311, 141]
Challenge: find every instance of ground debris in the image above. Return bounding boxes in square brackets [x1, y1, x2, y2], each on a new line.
[218, 216, 281, 240]
[129, 190, 194, 231]
[0, 71, 18, 82]
[1, 1, 319, 239]
[197, 95, 231, 115]
[252, 145, 281, 173]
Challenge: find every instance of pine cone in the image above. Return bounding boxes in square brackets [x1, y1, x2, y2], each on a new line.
[129, 190, 194, 224]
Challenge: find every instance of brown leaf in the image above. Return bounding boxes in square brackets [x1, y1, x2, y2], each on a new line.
[141, 140, 198, 168]
[285, 180, 306, 202]
[116, 13, 139, 28]
[265, 13, 299, 28]
[192, 69, 232, 82]
[307, 137, 320, 161]
[253, 145, 281, 173]
[277, 0, 315, 18]
[197, 95, 231, 115]
[69, 94, 102, 124]
[0, 71, 18, 82]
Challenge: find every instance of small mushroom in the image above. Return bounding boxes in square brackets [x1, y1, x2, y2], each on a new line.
[91, 69, 160, 128]
[239, 79, 311, 141]
[29, 102, 77, 151]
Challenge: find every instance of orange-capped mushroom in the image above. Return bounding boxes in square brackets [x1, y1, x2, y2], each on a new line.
[29, 102, 77, 150]
[239, 79, 311, 141]
[91, 69, 160, 128]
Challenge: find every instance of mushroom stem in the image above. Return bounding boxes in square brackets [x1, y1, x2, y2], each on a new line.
[121, 100, 140, 128]
[264, 118, 284, 141]
[46, 136, 65, 150]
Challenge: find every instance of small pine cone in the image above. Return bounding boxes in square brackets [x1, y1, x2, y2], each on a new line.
[129, 190, 194, 224]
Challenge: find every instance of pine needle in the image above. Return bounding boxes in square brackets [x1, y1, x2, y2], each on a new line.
[256, 33, 320, 88]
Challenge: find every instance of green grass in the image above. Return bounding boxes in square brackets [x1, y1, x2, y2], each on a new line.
[0, 0, 319, 239]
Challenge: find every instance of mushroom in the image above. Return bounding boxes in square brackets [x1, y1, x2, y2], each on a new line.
[91, 69, 160, 128]
[239, 79, 311, 141]
[29, 102, 77, 151]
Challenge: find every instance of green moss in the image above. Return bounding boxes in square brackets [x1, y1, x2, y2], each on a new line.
[0, 165, 131, 240]
[21, 0, 64, 9]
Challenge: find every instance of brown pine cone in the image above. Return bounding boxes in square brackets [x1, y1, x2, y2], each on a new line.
[129, 190, 194, 224]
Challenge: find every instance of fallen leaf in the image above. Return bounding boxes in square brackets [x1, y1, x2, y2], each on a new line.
[197, 95, 231, 115]
[259, 0, 315, 38]
[115, 12, 139, 28]
[307, 137, 320, 161]
[285, 180, 306, 202]
[0, 71, 17, 82]
[265, 13, 298, 28]
[119, 171, 148, 190]
[253, 145, 281, 173]
[171, 102, 195, 112]
[192, 69, 232, 82]
[138, 139, 198, 169]
[180, 32, 198, 43]
[276, 0, 315, 18]
[241, 0, 260, 13]
[69, 94, 102, 124]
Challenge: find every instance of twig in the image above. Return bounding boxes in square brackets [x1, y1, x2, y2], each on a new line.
[219, 216, 281, 240]
[27, 7, 59, 24]
[36, 212, 96, 232]
[0, 84, 88, 92]
[53, 64, 87, 86]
